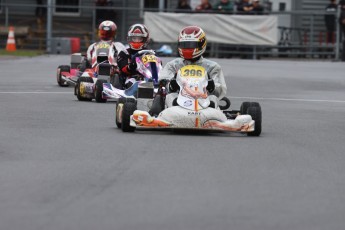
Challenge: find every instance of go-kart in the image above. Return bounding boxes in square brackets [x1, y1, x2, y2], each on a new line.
[56, 53, 85, 87]
[102, 49, 163, 103]
[74, 41, 124, 103]
[115, 64, 262, 136]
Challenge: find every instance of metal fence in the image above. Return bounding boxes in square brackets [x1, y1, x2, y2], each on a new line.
[0, 2, 344, 60]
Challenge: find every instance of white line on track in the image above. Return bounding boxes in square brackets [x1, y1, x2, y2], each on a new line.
[231, 96, 345, 103]
[0, 92, 344, 103]
[0, 92, 70, 94]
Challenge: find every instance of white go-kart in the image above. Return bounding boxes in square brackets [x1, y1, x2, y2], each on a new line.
[116, 64, 262, 136]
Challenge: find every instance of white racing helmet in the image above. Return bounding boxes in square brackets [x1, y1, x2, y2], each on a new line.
[178, 26, 207, 60]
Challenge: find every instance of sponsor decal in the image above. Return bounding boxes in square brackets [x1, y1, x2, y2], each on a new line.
[97, 43, 110, 49]
[184, 100, 193, 107]
[138, 115, 144, 121]
[82, 84, 93, 93]
[80, 84, 85, 95]
[188, 111, 201, 116]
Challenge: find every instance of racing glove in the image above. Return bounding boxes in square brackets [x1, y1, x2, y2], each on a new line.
[127, 61, 137, 72]
[206, 79, 215, 93]
[168, 79, 180, 93]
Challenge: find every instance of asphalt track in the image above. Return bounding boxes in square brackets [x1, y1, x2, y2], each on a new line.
[0, 55, 345, 230]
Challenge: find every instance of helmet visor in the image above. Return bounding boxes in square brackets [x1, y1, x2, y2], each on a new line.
[128, 36, 145, 43]
[99, 30, 114, 40]
[178, 41, 202, 49]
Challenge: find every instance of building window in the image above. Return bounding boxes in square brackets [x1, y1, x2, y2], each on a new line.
[54, 0, 81, 16]
[140, 0, 167, 18]
[145, 0, 159, 10]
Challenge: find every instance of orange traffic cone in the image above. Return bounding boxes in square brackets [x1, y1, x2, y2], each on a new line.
[6, 26, 16, 52]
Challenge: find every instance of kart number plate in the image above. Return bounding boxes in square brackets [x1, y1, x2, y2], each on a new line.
[142, 55, 157, 65]
[180, 65, 205, 78]
[97, 43, 110, 49]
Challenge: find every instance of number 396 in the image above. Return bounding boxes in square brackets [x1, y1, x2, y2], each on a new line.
[184, 69, 203, 77]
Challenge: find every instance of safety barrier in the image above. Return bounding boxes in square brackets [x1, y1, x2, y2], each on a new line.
[0, 3, 343, 60]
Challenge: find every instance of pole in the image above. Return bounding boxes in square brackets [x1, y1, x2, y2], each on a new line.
[92, 8, 96, 43]
[5, 7, 9, 27]
[46, 0, 53, 54]
[159, 0, 165, 12]
[335, 5, 341, 61]
[121, 0, 126, 43]
[309, 14, 314, 57]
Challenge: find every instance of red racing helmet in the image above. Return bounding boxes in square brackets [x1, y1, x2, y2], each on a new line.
[98, 20, 117, 41]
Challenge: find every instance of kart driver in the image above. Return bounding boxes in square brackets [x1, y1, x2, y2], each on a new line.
[158, 26, 227, 108]
[79, 20, 118, 72]
[117, 24, 150, 88]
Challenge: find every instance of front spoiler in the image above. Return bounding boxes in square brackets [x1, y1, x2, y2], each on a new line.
[61, 75, 78, 86]
[102, 83, 136, 100]
[129, 110, 255, 133]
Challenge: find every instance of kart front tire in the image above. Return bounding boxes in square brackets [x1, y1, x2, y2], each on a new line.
[116, 98, 137, 128]
[121, 102, 136, 132]
[115, 102, 122, 129]
[247, 105, 262, 136]
[57, 65, 70, 87]
[95, 79, 107, 103]
[76, 77, 92, 101]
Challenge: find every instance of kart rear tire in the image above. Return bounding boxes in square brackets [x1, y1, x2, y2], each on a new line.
[76, 77, 92, 101]
[247, 106, 262, 136]
[219, 97, 231, 110]
[95, 79, 107, 103]
[240, 102, 260, 114]
[57, 65, 70, 87]
[240, 102, 251, 114]
[115, 102, 122, 129]
[121, 102, 136, 132]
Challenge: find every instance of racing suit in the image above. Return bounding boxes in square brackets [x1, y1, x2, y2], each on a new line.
[86, 41, 122, 66]
[79, 40, 122, 73]
[117, 48, 142, 88]
[159, 57, 227, 108]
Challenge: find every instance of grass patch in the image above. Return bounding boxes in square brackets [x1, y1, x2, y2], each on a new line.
[0, 49, 44, 57]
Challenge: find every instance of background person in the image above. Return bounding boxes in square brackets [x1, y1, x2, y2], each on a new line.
[35, 0, 46, 20]
[236, 0, 253, 14]
[79, 20, 118, 73]
[251, 0, 264, 14]
[117, 24, 151, 89]
[176, 0, 192, 13]
[95, 0, 117, 26]
[324, 0, 337, 44]
[339, 0, 345, 38]
[195, 0, 213, 12]
[339, 0, 345, 61]
[213, 0, 234, 13]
